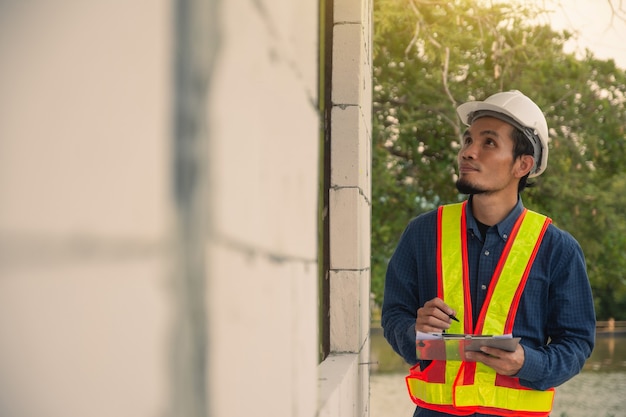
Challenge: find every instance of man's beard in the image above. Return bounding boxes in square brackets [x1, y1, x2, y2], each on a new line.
[455, 178, 487, 195]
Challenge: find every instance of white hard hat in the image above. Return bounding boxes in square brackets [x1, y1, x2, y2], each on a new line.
[456, 90, 549, 177]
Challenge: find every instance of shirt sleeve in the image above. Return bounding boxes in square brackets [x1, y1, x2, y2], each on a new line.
[516, 229, 596, 390]
[381, 220, 422, 365]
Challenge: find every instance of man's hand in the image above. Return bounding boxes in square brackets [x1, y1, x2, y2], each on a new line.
[416, 297, 457, 333]
[465, 343, 525, 376]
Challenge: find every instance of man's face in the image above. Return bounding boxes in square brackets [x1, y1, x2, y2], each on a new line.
[456, 117, 521, 195]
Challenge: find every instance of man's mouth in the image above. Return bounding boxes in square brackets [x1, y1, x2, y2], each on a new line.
[459, 163, 479, 173]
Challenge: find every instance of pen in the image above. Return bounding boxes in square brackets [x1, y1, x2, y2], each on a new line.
[448, 313, 460, 322]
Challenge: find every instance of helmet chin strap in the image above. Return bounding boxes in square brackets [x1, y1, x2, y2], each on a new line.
[468, 110, 543, 175]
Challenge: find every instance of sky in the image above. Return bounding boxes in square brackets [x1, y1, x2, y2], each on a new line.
[532, 0, 626, 69]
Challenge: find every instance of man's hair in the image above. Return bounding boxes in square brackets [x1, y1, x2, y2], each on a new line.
[512, 127, 535, 193]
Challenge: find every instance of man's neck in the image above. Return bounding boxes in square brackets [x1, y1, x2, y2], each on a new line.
[470, 192, 519, 226]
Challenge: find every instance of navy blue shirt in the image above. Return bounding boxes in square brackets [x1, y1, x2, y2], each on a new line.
[381, 197, 596, 417]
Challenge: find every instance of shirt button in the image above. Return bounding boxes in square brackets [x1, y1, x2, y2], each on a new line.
[503, 234, 508, 239]
[481, 284, 487, 290]
[484, 250, 490, 256]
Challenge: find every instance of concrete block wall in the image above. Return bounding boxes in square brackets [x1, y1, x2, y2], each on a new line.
[330, 0, 372, 357]
[0, 2, 173, 417]
[0, 0, 372, 416]
[318, 0, 373, 415]
[206, 0, 320, 416]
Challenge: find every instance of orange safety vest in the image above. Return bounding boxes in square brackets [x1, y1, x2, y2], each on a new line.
[406, 202, 555, 416]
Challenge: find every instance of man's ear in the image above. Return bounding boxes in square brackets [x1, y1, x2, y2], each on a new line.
[516, 155, 535, 178]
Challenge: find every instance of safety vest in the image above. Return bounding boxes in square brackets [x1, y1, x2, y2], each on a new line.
[406, 202, 555, 416]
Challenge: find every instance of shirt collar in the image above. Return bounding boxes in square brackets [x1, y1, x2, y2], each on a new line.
[465, 196, 525, 241]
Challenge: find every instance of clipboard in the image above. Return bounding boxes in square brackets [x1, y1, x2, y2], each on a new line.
[415, 332, 520, 361]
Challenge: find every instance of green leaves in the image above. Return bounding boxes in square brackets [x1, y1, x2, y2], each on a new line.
[372, 0, 626, 318]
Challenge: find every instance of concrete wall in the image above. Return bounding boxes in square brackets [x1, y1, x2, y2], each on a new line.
[206, 0, 320, 415]
[0, 2, 173, 416]
[318, 0, 373, 415]
[0, 0, 371, 416]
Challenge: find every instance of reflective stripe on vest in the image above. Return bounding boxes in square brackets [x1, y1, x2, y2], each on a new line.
[406, 202, 555, 417]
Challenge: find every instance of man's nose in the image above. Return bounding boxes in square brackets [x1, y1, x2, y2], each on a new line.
[461, 143, 477, 159]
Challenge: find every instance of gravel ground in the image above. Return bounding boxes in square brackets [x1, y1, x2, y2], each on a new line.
[370, 371, 626, 417]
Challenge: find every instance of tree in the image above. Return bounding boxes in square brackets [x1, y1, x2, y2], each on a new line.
[372, 0, 626, 319]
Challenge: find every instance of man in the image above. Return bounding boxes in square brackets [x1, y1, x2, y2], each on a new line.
[381, 90, 595, 417]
